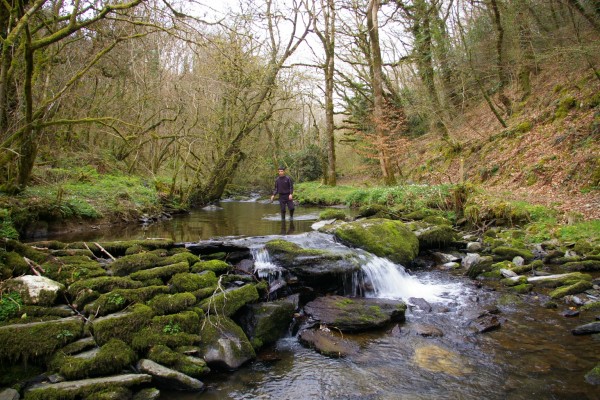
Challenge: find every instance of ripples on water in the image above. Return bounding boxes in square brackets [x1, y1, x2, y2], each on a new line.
[32, 200, 597, 400]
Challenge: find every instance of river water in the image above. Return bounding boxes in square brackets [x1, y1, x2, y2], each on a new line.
[37, 200, 600, 399]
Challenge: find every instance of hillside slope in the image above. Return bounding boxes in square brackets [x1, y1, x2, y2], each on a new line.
[396, 63, 600, 220]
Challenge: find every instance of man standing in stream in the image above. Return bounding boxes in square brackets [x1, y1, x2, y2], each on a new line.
[270, 166, 295, 220]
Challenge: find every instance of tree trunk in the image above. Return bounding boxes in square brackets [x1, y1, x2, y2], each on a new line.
[488, 0, 512, 115]
[412, 0, 448, 137]
[367, 0, 396, 186]
[516, 0, 534, 100]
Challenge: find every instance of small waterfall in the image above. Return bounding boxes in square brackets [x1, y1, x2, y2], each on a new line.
[360, 254, 450, 303]
[251, 247, 284, 281]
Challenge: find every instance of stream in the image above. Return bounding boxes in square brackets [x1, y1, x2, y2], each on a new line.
[35, 200, 600, 399]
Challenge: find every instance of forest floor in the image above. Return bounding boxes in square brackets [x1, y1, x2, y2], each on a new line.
[374, 62, 600, 221]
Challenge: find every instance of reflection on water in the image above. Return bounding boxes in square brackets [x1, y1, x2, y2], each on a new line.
[30, 201, 600, 400]
[33, 201, 326, 243]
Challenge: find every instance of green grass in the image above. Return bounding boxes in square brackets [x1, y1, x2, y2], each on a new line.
[295, 182, 453, 210]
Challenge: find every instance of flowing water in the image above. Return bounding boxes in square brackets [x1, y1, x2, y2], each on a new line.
[33, 200, 600, 399]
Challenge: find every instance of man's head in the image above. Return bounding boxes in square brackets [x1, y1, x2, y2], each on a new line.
[278, 166, 286, 176]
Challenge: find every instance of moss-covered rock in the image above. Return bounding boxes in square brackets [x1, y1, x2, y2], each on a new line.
[84, 286, 170, 316]
[412, 223, 457, 250]
[491, 246, 534, 262]
[49, 339, 136, 380]
[130, 311, 201, 351]
[170, 271, 218, 293]
[199, 315, 255, 370]
[147, 292, 197, 315]
[42, 255, 107, 286]
[510, 283, 533, 294]
[465, 256, 495, 279]
[0, 250, 30, 278]
[563, 259, 600, 272]
[0, 316, 84, 362]
[235, 297, 296, 350]
[110, 251, 199, 277]
[81, 239, 176, 257]
[67, 276, 143, 298]
[198, 284, 259, 317]
[4, 275, 65, 306]
[528, 272, 592, 288]
[549, 280, 593, 299]
[298, 328, 360, 358]
[23, 373, 152, 400]
[147, 345, 210, 378]
[190, 260, 230, 275]
[303, 295, 406, 332]
[129, 261, 190, 283]
[585, 362, 600, 385]
[91, 304, 154, 346]
[333, 219, 419, 265]
[319, 209, 348, 221]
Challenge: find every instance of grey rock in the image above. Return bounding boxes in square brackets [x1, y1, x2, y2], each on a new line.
[25, 374, 152, 397]
[133, 388, 161, 400]
[466, 242, 482, 252]
[512, 256, 525, 267]
[4, 275, 65, 306]
[137, 359, 204, 392]
[572, 322, 600, 335]
[0, 388, 19, 400]
[298, 328, 359, 357]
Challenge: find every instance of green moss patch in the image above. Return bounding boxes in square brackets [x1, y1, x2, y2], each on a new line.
[190, 260, 231, 275]
[49, 339, 136, 380]
[84, 286, 170, 316]
[170, 271, 218, 293]
[91, 304, 154, 346]
[129, 261, 189, 283]
[333, 219, 419, 265]
[147, 292, 197, 315]
[67, 276, 143, 298]
[0, 316, 84, 362]
[198, 284, 259, 317]
[147, 345, 210, 378]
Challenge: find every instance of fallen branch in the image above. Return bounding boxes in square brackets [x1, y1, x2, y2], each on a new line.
[93, 242, 116, 261]
[24, 257, 45, 276]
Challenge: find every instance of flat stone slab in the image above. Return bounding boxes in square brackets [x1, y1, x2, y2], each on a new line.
[137, 359, 204, 392]
[572, 322, 600, 335]
[303, 295, 406, 332]
[25, 374, 152, 396]
[298, 328, 359, 358]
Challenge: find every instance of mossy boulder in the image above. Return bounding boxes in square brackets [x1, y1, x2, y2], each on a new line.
[110, 251, 199, 277]
[465, 256, 495, 279]
[319, 209, 348, 221]
[147, 345, 210, 378]
[491, 246, 534, 262]
[235, 296, 297, 350]
[0, 250, 30, 278]
[82, 239, 176, 257]
[0, 316, 84, 362]
[333, 219, 419, 265]
[527, 272, 592, 288]
[136, 359, 204, 392]
[67, 276, 143, 298]
[585, 363, 600, 385]
[129, 261, 190, 283]
[198, 284, 259, 317]
[84, 286, 170, 316]
[42, 255, 107, 286]
[4, 275, 65, 306]
[170, 271, 218, 293]
[49, 339, 136, 380]
[549, 280, 593, 299]
[409, 222, 457, 250]
[303, 295, 406, 332]
[199, 315, 256, 370]
[298, 328, 359, 358]
[563, 259, 600, 272]
[24, 373, 152, 400]
[190, 260, 230, 275]
[91, 304, 154, 346]
[147, 292, 197, 315]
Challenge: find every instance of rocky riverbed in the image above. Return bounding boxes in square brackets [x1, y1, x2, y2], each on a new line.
[0, 214, 599, 399]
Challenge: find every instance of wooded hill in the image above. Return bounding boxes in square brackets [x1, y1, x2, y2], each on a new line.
[0, 0, 598, 220]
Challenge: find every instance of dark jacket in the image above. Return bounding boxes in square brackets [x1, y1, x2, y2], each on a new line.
[273, 175, 293, 195]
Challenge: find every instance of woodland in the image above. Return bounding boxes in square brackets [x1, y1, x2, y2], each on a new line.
[0, 0, 599, 221]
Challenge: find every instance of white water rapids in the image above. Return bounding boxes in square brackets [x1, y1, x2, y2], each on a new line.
[251, 240, 458, 304]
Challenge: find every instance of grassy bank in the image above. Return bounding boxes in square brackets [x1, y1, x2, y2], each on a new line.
[294, 182, 600, 247]
[0, 167, 168, 238]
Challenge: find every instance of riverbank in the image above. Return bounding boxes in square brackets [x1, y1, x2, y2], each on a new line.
[0, 196, 599, 398]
